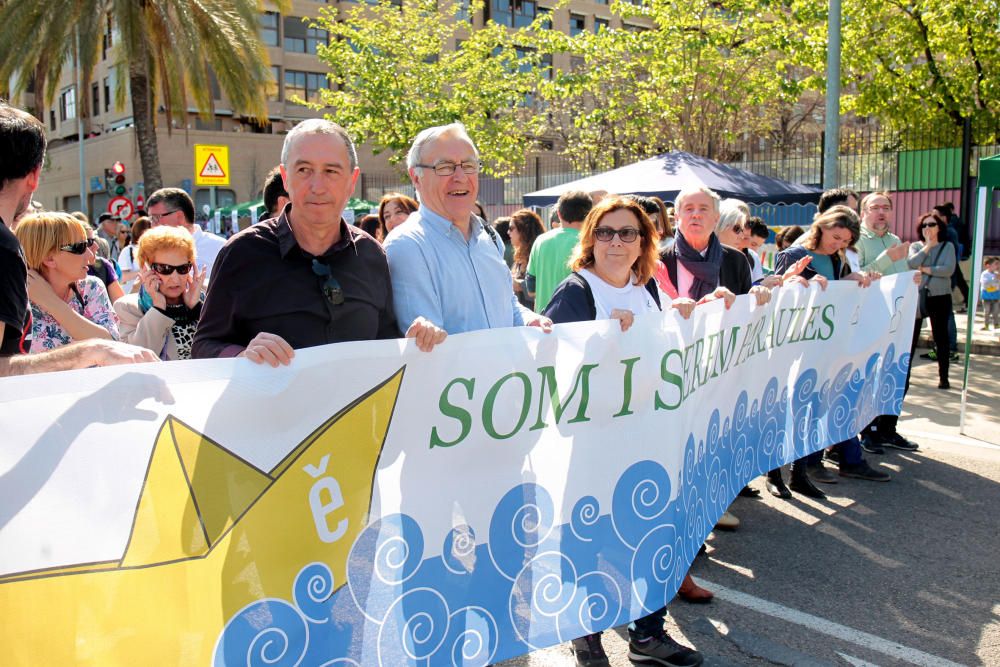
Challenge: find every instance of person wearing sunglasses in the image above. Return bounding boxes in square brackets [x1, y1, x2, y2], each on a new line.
[13, 212, 120, 352]
[114, 226, 206, 360]
[542, 196, 707, 667]
[907, 211, 956, 390]
[146, 187, 225, 282]
[0, 102, 156, 375]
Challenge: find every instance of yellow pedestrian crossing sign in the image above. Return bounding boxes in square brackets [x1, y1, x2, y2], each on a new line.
[194, 144, 230, 186]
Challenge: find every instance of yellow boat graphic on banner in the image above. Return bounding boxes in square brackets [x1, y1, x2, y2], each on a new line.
[0, 368, 404, 666]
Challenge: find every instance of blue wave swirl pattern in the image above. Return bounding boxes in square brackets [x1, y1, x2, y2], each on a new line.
[214, 349, 909, 666]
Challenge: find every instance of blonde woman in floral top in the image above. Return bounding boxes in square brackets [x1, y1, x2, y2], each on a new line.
[14, 212, 119, 352]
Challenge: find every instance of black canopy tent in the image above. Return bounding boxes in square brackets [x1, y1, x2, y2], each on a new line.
[522, 151, 821, 207]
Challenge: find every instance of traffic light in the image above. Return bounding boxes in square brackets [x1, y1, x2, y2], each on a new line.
[111, 161, 127, 196]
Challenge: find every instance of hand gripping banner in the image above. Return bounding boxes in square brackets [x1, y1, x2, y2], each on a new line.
[0, 275, 916, 665]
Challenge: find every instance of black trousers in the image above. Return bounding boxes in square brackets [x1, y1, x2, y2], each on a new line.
[907, 293, 953, 388]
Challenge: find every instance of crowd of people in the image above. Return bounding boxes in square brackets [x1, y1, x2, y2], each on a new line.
[0, 100, 980, 667]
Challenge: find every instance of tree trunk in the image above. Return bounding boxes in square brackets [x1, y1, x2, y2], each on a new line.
[129, 58, 162, 192]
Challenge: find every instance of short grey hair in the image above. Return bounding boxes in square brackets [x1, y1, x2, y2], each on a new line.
[407, 123, 479, 174]
[674, 187, 721, 216]
[281, 119, 358, 170]
[716, 198, 750, 234]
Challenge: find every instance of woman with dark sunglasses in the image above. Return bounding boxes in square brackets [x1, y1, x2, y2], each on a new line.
[543, 197, 710, 667]
[113, 226, 205, 360]
[13, 212, 120, 352]
[907, 212, 956, 389]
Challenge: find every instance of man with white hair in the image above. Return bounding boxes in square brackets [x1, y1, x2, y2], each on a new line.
[384, 122, 551, 341]
[193, 119, 442, 363]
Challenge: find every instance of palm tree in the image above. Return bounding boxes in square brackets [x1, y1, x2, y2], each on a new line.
[0, 0, 287, 191]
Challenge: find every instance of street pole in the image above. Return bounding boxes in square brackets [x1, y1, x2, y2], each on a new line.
[75, 26, 87, 216]
[823, 0, 841, 190]
[210, 186, 218, 233]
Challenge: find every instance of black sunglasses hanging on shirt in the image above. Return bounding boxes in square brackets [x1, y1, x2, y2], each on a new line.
[311, 259, 345, 306]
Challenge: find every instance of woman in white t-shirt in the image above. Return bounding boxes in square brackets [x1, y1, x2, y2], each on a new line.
[543, 196, 719, 667]
[117, 216, 152, 293]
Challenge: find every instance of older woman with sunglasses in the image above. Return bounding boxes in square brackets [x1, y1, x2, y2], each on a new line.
[543, 196, 708, 667]
[14, 212, 119, 352]
[113, 226, 206, 360]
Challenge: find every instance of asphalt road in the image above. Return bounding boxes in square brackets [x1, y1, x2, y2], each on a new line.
[498, 353, 1000, 667]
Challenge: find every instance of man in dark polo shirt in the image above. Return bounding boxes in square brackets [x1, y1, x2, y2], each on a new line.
[0, 101, 157, 375]
[192, 119, 443, 365]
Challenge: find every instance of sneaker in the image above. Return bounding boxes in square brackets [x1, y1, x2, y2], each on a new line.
[938, 380, 951, 390]
[808, 463, 839, 484]
[949, 351, 960, 362]
[860, 435, 885, 455]
[572, 634, 610, 667]
[824, 448, 841, 464]
[919, 350, 937, 360]
[882, 433, 919, 451]
[628, 631, 704, 666]
[839, 461, 891, 481]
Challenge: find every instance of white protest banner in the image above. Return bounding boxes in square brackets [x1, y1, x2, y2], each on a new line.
[0, 275, 916, 665]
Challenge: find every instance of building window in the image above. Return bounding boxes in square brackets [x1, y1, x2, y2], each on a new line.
[261, 12, 280, 47]
[92, 82, 100, 117]
[490, 0, 536, 28]
[537, 5, 552, 28]
[283, 17, 327, 54]
[59, 86, 76, 122]
[103, 77, 111, 113]
[268, 66, 282, 101]
[49, 110, 56, 131]
[306, 26, 329, 54]
[195, 117, 223, 131]
[285, 70, 325, 105]
[102, 16, 113, 60]
[284, 16, 306, 52]
[594, 17, 609, 32]
[457, 0, 471, 22]
[570, 13, 586, 36]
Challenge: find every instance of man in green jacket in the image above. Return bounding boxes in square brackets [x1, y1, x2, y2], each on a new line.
[856, 191, 909, 274]
[854, 191, 920, 454]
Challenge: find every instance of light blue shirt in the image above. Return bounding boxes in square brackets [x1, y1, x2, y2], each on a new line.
[384, 207, 528, 334]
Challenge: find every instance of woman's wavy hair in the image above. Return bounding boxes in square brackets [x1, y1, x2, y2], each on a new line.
[569, 196, 660, 285]
[376, 192, 418, 240]
[137, 225, 196, 267]
[801, 205, 860, 254]
[509, 209, 545, 266]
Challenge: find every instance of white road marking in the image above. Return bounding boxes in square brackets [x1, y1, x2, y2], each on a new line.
[899, 429, 1000, 450]
[837, 652, 884, 667]
[693, 577, 968, 667]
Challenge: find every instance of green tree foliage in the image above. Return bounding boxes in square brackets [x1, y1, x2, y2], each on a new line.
[312, 0, 998, 172]
[316, 0, 811, 172]
[833, 0, 1000, 140]
[0, 0, 284, 190]
[537, 0, 810, 167]
[313, 0, 544, 176]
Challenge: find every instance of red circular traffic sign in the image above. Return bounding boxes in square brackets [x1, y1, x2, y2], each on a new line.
[108, 196, 134, 219]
